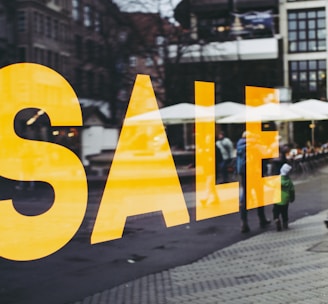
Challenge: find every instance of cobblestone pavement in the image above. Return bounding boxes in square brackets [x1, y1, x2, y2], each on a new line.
[72, 209, 328, 304]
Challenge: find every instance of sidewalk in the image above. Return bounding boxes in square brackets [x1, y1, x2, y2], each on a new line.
[73, 208, 328, 304]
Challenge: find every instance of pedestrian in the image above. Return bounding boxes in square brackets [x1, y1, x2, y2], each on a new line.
[215, 131, 234, 183]
[273, 163, 295, 231]
[236, 131, 271, 233]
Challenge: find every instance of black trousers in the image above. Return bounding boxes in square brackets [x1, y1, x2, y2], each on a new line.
[272, 204, 289, 223]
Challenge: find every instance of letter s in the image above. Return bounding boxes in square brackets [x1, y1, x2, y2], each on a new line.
[0, 63, 88, 260]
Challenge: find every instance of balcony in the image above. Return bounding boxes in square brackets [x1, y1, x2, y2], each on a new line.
[168, 36, 279, 63]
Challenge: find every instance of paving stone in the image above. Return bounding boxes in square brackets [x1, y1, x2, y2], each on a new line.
[72, 210, 328, 304]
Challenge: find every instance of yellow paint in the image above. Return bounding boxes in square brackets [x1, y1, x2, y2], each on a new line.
[0, 63, 88, 261]
[195, 81, 239, 220]
[91, 75, 189, 244]
[245, 86, 281, 210]
[0, 64, 283, 260]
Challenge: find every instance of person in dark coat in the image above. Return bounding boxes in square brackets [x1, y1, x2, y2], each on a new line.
[236, 131, 271, 233]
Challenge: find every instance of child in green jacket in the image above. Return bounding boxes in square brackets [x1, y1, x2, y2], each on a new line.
[273, 163, 295, 231]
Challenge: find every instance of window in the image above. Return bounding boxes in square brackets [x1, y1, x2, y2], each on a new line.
[156, 36, 165, 46]
[83, 5, 92, 28]
[289, 60, 326, 99]
[34, 47, 39, 63]
[288, 8, 326, 53]
[46, 16, 52, 38]
[96, 44, 103, 65]
[40, 14, 44, 36]
[18, 46, 26, 61]
[34, 12, 38, 33]
[47, 50, 52, 67]
[72, 0, 80, 21]
[85, 39, 94, 62]
[75, 35, 83, 59]
[53, 20, 58, 40]
[94, 11, 101, 32]
[54, 52, 59, 70]
[145, 55, 154, 67]
[129, 56, 137, 67]
[34, 12, 44, 36]
[17, 11, 26, 32]
[118, 31, 127, 43]
[39, 49, 44, 64]
[74, 67, 83, 95]
[87, 71, 94, 96]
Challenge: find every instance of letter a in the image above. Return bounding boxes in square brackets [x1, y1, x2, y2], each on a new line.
[91, 75, 189, 244]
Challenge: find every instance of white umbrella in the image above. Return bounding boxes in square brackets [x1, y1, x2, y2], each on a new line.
[127, 102, 212, 124]
[217, 102, 327, 147]
[287, 103, 327, 121]
[290, 101, 328, 147]
[293, 99, 328, 116]
[210, 101, 252, 118]
[217, 103, 303, 124]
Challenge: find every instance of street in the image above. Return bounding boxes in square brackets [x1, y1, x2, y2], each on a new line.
[0, 169, 327, 304]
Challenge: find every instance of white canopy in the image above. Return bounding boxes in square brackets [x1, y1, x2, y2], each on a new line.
[210, 101, 252, 118]
[217, 102, 326, 124]
[293, 99, 328, 116]
[127, 103, 212, 125]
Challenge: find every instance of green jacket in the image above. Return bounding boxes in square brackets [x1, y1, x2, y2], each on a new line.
[277, 175, 295, 206]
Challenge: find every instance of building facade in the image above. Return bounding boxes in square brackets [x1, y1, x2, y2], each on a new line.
[173, 0, 283, 105]
[280, 0, 327, 145]
[173, 0, 328, 146]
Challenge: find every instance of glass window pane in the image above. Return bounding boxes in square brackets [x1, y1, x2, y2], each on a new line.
[288, 12, 296, 20]
[309, 61, 316, 70]
[288, 21, 297, 30]
[308, 20, 315, 29]
[309, 30, 316, 39]
[319, 60, 326, 69]
[298, 21, 306, 29]
[291, 61, 298, 70]
[291, 72, 298, 81]
[299, 61, 307, 70]
[318, 71, 326, 81]
[317, 19, 325, 28]
[307, 11, 316, 18]
[299, 41, 307, 51]
[299, 31, 306, 40]
[308, 41, 316, 51]
[318, 40, 326, 51]
[317, 10, 325, 18]
[289, 42, 296, 52]
[309, 81, 317, 91]
[298, 12, 306, 19]
[299, 82, 307, 92]
[289, 31, 297, 40]
[300, 72, 307, 81]
[318, 29, 326, 39]
[309, 71, 316, 80]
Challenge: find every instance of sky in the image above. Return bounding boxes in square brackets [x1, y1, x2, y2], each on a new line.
[113, 0, 182, 20]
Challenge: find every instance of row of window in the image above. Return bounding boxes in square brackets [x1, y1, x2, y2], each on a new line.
[16, 46, 68, 76]
[289, 59, 326, 99]
[33, 11, 70, 42]
[288, 8, 326, 53]
[73, 68, 106, 99]
[33, 47, 69, 75]
[287, 8, 327, 99]
[74, 34, 163, 69]
[18, 10, 70, 43]
[129, 55, 163, 68]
